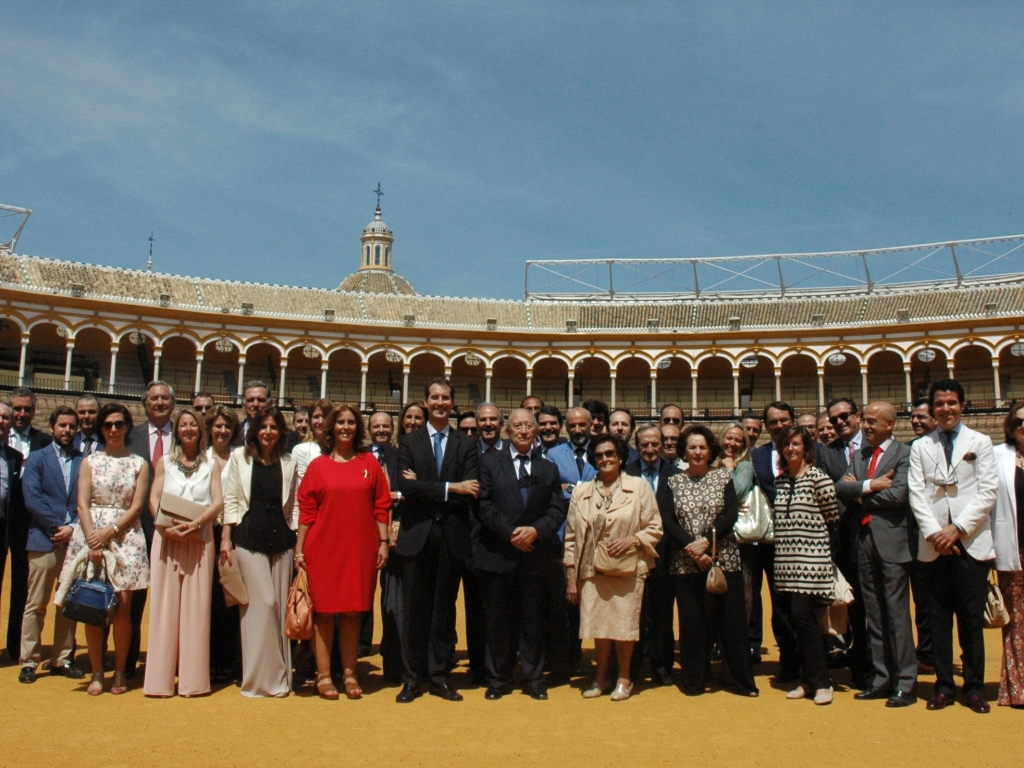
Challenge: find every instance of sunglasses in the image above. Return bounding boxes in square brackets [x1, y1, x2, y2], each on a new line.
[593, 449, 619, 460]
[661, 417, 682, 425]
[102, 420, 126, 431]
[1011, 418, 1024, 431]
[459, 427, 478, 435]
[194, 405, 212, 412]
[767, 418, 790, 427]
[828, 411, 855, 426]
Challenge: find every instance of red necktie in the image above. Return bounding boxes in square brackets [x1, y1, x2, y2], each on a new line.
[152, 427, 165, 463]
[861, 446, 883, 526]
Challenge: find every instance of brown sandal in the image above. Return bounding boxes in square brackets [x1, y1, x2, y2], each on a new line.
[111, 671, 128, 695]
[343, 676, 362, 700]
[87, 672, 104, 696]
[316, 673, 339, 700]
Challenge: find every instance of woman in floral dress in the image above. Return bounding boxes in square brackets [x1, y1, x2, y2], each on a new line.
[63, 402, 150, 696]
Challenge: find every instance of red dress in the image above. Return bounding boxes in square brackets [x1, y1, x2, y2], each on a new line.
[297, 452, 392, 613]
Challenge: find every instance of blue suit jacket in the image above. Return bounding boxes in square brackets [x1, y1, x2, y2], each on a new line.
[22, 445, 82, 553]
[546, 441, 598, 499]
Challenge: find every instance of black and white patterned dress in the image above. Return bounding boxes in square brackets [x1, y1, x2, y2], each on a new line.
[772, 466, 839, 596]
[668, 467, 742, 576]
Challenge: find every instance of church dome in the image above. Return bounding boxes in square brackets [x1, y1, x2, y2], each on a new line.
[336, 198, 417, 295]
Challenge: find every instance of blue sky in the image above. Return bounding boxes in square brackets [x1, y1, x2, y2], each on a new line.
[4, 2, 1024, 299]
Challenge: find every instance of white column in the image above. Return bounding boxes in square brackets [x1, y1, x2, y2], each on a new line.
[567, 370, 575, 408]
[444, 365, 453, 380]
[860, 365, 869, 407]
[63, 338, 75, 390]
[18, 334, 29, 386]
[485, 367, 493, 402]
[817, 367, 826, 410]
[194, 352, 204, 395]
[108, 343, 119, 394]
[402, 364, 410, 404]
[904, 363, 913, 408]
[359, 362, 368, 410]
[732, 367, 740, 416]
[152, 347, 162, 382]
[236, 355, 246, 399]
[691, 369, 698, 413]
[649, 370, 657, 417]
[278, 359, 287, 404]
[609, 371, 617, 408]
[525, 369, 533, 397]
[947, 359, 955, 379]
[320, 361, 329, 399]
[993, 358, 1003, 408]
[774, 366, 782, 401]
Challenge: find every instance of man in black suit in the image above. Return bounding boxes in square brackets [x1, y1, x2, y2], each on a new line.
[367, 411, 400, 664]
[0, 403, 28, 660]
[125, 379, 175, 676]
[748, 401, 801, 678]
[235, 381, 299, 450]
[835, 401, 917, 707]
[818, 397, 871, 688]
[7, 388, 53, 460]
[395, 378, 480, 702]
[475, 408, 566, 700]
[625, 424, 680, 686]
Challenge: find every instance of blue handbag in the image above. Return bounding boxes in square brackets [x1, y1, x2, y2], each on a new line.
[62, 562, 118, 628]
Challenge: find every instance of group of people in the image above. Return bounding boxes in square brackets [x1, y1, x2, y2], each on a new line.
[2, 377, 1023, 711]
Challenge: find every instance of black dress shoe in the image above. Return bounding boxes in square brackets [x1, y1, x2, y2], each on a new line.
[524, 684, 548, 700]
[395, 683, 421, 703]
[927, 692, 955, 710]
[653, 668, 674, 687]
[49, 664, 85, 680]
[485, 683, 512, 700]
[854, 686, 890, 700]
[18, 666, 36, 684]
[886, 691, 917, 708]
[967, 694, 991, 714]
[850, 675, 870, 691]
[429, 682, 463, 702]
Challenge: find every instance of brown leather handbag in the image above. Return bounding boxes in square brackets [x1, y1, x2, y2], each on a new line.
[705, 529, 728, 594]
[285, 568, 314, 641]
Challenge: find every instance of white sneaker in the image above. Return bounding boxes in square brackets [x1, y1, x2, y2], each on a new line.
[786, 685, 810, 699]
[814, 687, 833, 705]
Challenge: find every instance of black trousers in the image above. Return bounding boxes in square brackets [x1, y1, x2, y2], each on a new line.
[781, 591, 830, 691]
[209, 525, 241, 678]
[401, 522, 465, 687]
[740, 542, 799, 678]
[126, 520, 153, 675]
[0, 519, 29, 659]
[462, 568, 487, 679]
[910, 560, 934, 665]
[835, 524, 870, 683]
[380, 555, 406, 682]
[675, 571, 757, 695]
[640, 568, 676, 675]
[481, 562, 556, 687]
[543, 557, 572, 680]
[921, 550, 990, 698]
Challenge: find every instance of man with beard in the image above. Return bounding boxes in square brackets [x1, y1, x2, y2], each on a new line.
[537, 406, 565, 456]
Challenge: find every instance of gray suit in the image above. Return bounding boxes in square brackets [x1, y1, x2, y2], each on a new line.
[835, 439, 916, 694]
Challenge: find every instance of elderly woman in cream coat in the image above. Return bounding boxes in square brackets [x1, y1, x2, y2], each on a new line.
[564, 433, 663, 701]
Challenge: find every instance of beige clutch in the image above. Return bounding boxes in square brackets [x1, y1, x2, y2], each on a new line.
[156, 493, 208, 541]
[218, 556, 249, 607]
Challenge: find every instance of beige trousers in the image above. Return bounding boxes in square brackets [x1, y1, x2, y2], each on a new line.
[236, 546, 293, 698]
[20, 545, 76, 669]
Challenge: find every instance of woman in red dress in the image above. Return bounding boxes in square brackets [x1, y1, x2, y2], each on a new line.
[295, 405, 391, 700]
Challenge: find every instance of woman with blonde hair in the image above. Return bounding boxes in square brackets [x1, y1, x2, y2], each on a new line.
[145, 409, 223, 697]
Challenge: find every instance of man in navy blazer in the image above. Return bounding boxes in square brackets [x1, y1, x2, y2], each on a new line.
[395, 379, 480, 703]
[0, 403, 28, 661]
[73, 395, 104, 456]
[18, 406, 84, 683]
[474, 408, 566, 700]
[625, 425, 680, 686]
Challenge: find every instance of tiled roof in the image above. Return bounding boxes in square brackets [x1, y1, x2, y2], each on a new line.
[337, 270, 416, 295]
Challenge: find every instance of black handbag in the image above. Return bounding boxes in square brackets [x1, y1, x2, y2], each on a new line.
[63, 562, 118, 628]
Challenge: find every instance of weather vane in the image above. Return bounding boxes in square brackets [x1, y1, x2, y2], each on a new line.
[374, 182, 384, 207]
[147, 231, 155, 272]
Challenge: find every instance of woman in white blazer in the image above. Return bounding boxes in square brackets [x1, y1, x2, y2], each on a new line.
[993, 402, 1024, 707]
[221, 406, 298, 698]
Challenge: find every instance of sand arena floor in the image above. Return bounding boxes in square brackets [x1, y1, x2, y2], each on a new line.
[0, 559, 1017, 768]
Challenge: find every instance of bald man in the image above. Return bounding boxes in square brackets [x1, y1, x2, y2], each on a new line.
[834, 401, 917, 707]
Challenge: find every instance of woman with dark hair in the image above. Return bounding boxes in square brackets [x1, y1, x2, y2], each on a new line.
[145, 408, 222, 697]
[993, 400, 1024, 706]
[61, 401, 149, 695]
[295, 405, 392, 699]
[564, 434, 662, 701]
[772, 424, 839, 705]
[221, 405, 298, 697]
[667, 425, 758, 697]
[398, 401, 427, 435]
[205, 405, 241, 684]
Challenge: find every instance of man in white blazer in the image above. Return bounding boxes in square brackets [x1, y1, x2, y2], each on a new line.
[909, 379, 997, 714]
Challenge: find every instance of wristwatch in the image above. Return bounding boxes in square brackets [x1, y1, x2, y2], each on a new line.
[111, 523, 121, 535]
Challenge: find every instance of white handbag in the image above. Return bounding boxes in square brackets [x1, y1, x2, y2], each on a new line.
[734, 484, 774, 544]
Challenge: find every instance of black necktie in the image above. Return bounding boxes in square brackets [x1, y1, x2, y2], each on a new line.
[517, 454, 530, 507]
[575, 448, 585, 479]
[376, 448, 386, 467]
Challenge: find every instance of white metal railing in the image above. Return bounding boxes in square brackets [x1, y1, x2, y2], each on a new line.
[525, 234, 1024, 300]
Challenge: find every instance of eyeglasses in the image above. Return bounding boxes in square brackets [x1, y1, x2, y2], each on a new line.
[102, 420, 126, 431]
[767, 418, 790, 427]
[593, 449, 619, 460]
[828, 411, 855, 426]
